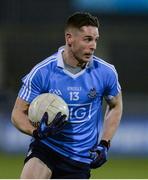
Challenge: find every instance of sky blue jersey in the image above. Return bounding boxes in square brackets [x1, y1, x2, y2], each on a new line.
[18, 46, 121, 164]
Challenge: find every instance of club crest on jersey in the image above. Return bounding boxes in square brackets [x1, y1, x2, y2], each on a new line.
[88, 88, 98, 99]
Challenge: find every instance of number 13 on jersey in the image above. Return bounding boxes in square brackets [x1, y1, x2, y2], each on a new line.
[69, 92, 79, 101]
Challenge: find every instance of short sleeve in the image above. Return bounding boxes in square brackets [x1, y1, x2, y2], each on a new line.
[18, 68, 43, 103]
[104, 66, 121, 100]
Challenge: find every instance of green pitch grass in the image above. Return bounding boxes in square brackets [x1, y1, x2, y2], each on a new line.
[91, 157, 148, 179]
[0, 152, 148, 179]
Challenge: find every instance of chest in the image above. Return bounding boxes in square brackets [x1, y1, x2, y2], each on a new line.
[46, 68, 105, 105]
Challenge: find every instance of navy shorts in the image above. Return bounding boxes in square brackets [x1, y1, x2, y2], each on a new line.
[24, 140, 91, 179]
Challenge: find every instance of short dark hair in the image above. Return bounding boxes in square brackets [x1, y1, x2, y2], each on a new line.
[65, 12, 99, 31]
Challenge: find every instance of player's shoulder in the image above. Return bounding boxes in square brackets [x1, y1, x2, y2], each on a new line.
[28, 52, 58, 76]
[24, 52, 58, 81]
[93, 55, 117, 74]
[34, 52, 58, 71]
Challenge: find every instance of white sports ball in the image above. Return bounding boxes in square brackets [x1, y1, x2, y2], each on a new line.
[28, 93, 69, 127]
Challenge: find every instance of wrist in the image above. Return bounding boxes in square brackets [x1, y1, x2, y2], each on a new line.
[32, 129, 40, 139]
[100, 140, 111, 150]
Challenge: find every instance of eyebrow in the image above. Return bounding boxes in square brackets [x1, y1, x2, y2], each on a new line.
[84, 35, 99, 39]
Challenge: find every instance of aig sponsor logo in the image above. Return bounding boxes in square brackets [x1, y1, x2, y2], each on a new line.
[68, 103, 92, 123]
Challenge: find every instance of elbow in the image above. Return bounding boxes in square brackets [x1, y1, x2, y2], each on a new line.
[11, 109, 17, 126]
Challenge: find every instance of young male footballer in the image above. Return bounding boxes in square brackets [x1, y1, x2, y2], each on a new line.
[11, 12, 123, 179]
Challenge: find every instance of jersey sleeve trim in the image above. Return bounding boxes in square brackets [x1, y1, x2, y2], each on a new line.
[19, 58, 56, 102]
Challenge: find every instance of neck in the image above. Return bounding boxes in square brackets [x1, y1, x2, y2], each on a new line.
[62, 46, 86, 68]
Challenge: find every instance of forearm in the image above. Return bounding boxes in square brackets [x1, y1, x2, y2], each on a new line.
[11, 109, 36, 136]
[101, 105, 122, 141]
[101, 93, 123, 141]
[11, 97, 36, 136]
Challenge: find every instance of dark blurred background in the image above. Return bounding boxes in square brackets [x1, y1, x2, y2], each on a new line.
[0, 0, 148, 163]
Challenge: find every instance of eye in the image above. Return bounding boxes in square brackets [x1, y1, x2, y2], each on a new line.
[84, 37, 93, 42]
[95, 38, 99, 43]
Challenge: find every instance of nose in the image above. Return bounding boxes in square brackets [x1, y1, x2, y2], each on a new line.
[90, 41, 97, 51]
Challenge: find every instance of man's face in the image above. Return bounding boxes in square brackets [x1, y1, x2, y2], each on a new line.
[67, 26, 99, 63]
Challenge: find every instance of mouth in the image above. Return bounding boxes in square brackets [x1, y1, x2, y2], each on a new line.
[84, 53, 93, 58]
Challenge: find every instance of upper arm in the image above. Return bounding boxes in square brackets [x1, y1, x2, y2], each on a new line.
[106, 92, 123, 110]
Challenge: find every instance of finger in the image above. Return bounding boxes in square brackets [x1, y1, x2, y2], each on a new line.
[52, 112, 61, 126]
[53, 114, 67, 127]
[48, 112, 62, 127]
[41, 112, 48, 125]
[56, 118, 67, 130]
[52, 112, 62, 125]
[55, 112, 62, 119]
[60, 114, 67, 121]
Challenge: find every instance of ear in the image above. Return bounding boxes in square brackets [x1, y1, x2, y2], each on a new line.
[65, 33, 72, 47]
